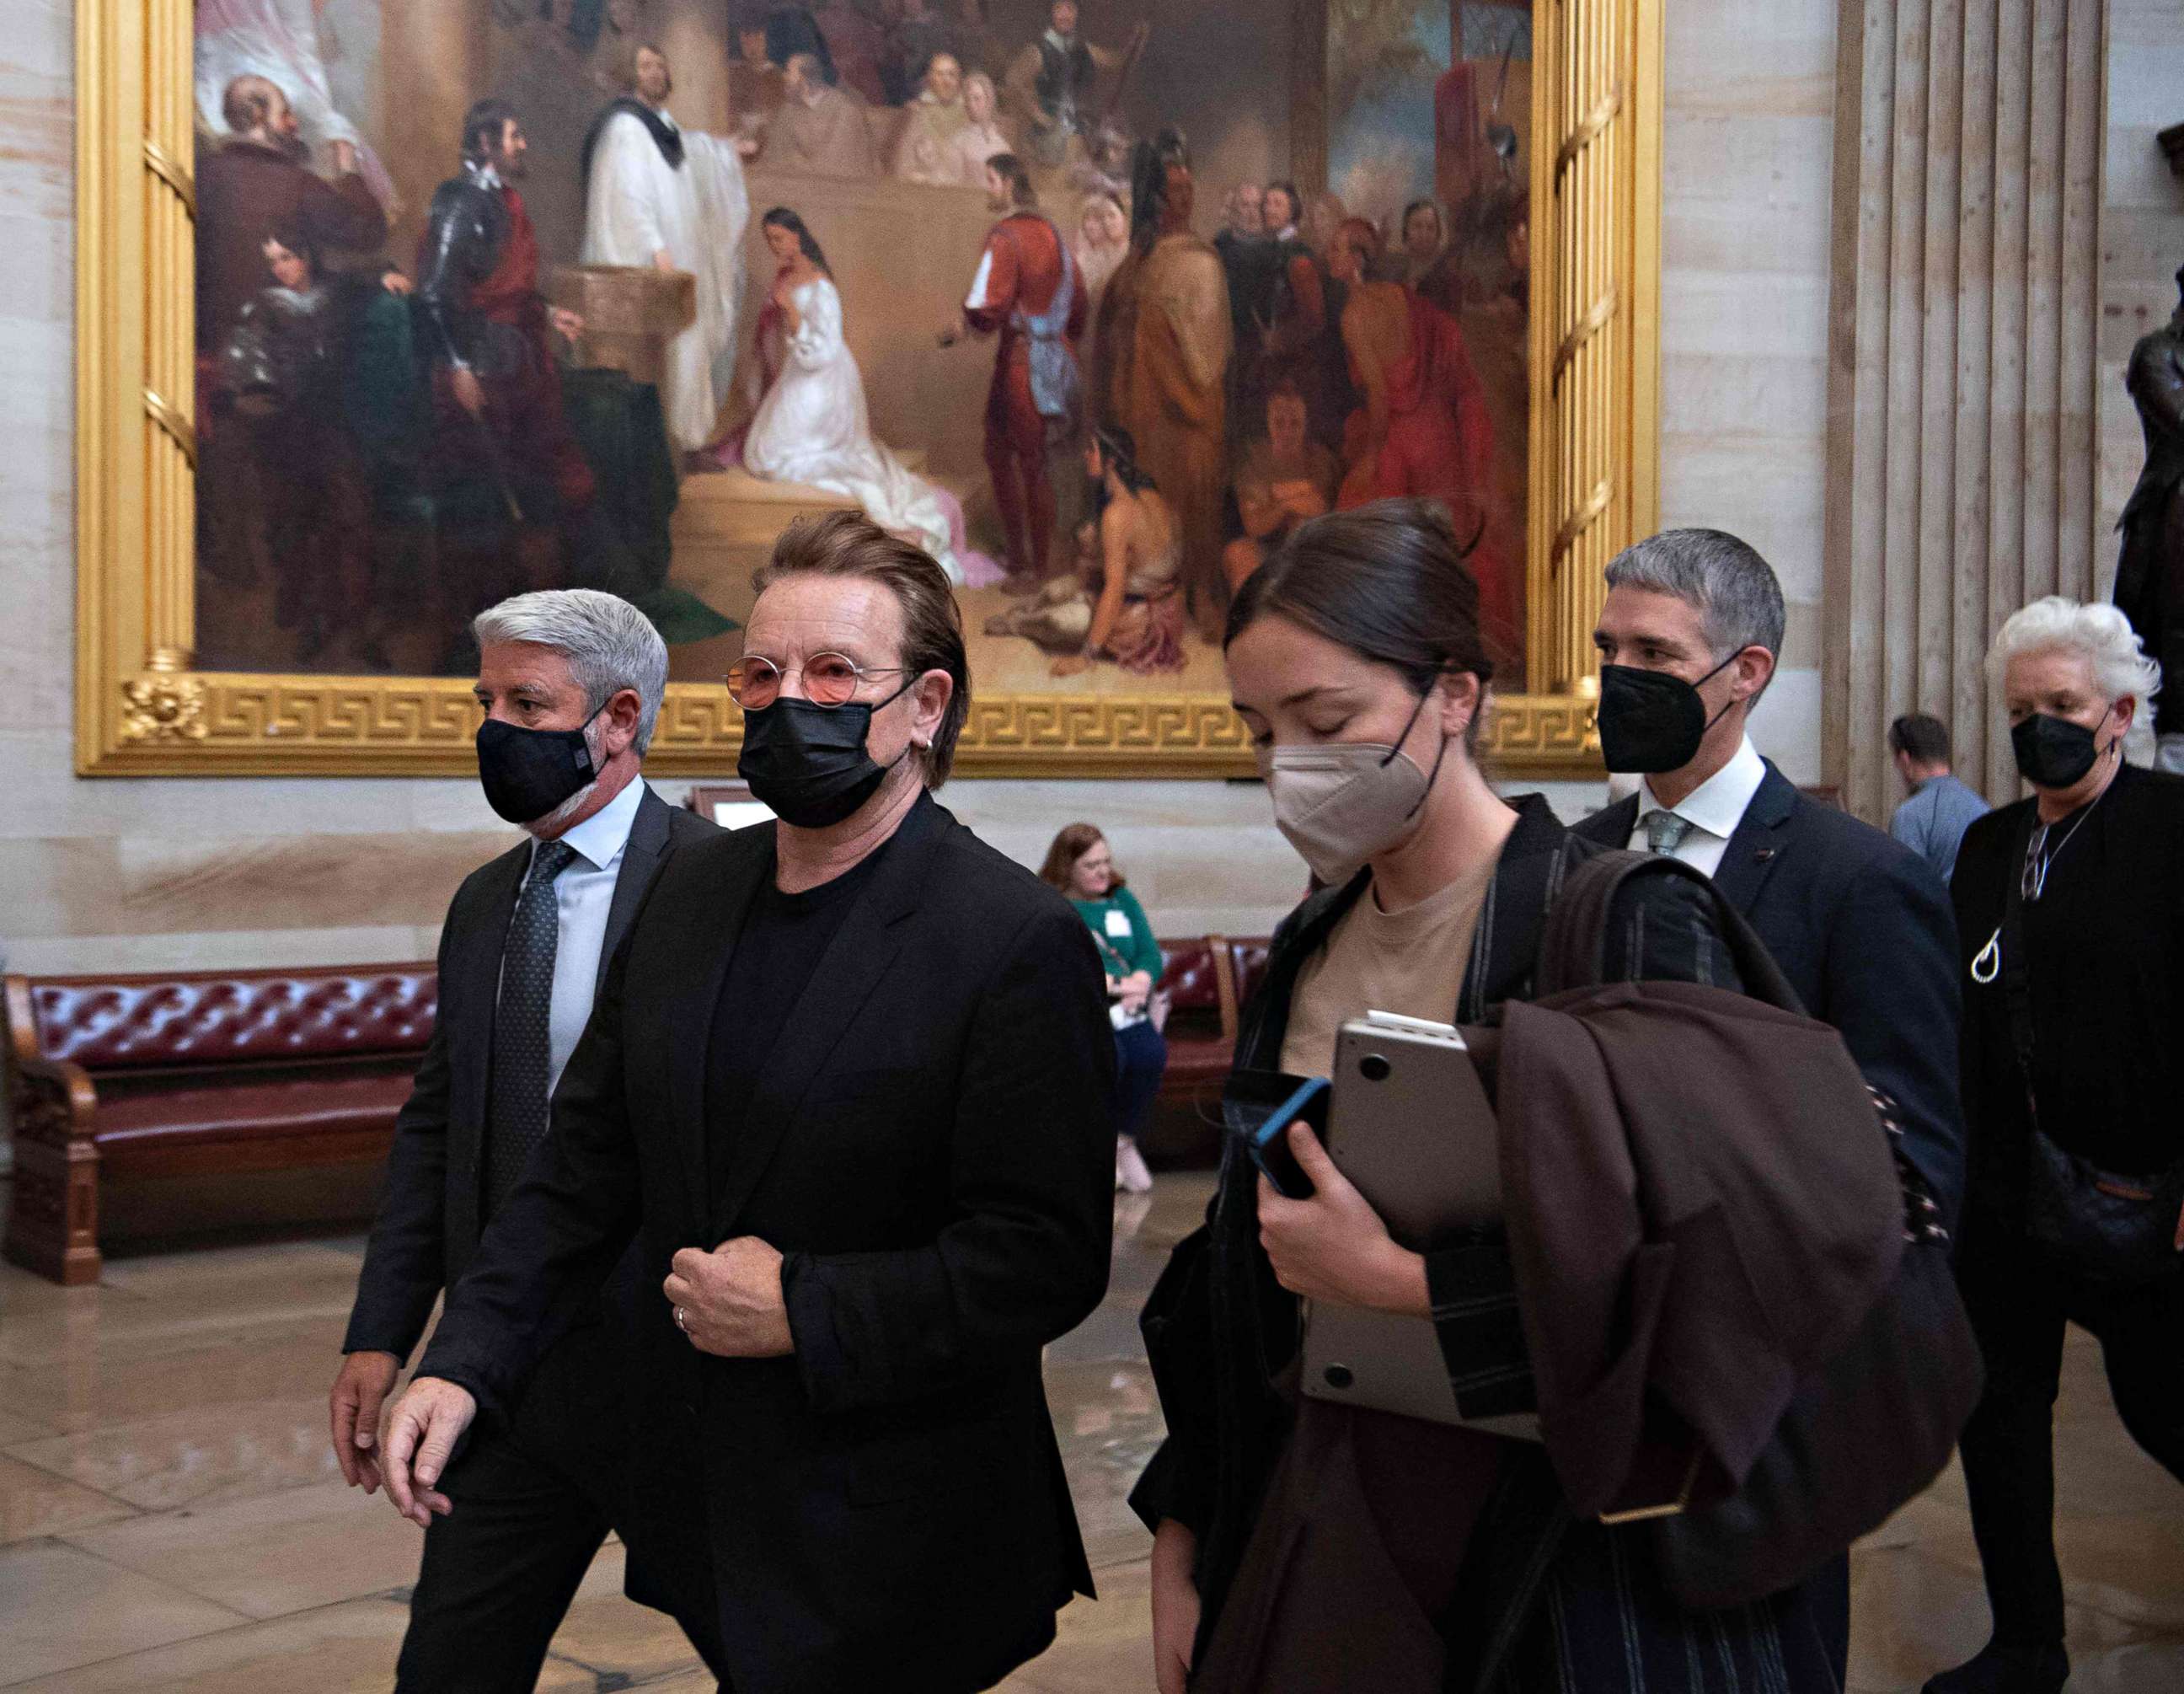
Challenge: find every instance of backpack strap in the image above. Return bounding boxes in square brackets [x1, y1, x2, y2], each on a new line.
[1533, 846, 1807, 1016]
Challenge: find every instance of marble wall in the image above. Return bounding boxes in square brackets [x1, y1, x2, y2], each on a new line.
[1657, 0, 1839, 787]
[5, 0, 1863, 984]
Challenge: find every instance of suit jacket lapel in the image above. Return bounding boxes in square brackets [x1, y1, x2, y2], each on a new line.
[449, 843, 527, 1251]
[1712, 761, 1798, 914]
[709, 797, 947, 1240]
[667, 827, 774, 1235]
[597, 784, 672, 998]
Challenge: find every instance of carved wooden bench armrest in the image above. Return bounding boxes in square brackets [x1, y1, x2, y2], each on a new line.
[3, 973, 104, 1284]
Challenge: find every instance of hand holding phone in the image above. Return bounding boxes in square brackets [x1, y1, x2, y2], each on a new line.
[1220, 1070, 1328, 1199]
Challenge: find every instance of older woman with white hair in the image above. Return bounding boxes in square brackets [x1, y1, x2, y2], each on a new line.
[1930, 597, 2184, 1694]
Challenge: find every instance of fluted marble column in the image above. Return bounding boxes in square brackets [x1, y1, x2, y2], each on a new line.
[1823, 0, 2103, 818]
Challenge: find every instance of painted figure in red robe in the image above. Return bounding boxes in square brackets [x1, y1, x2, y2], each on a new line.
[949, 152, 1089, 584]
[1329, 217, 1517, 667]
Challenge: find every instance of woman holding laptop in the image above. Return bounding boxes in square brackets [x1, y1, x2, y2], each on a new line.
[1129, 501, 1845, 1694]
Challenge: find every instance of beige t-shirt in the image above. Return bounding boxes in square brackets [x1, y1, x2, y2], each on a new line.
[1277, 861, 1496, 1080]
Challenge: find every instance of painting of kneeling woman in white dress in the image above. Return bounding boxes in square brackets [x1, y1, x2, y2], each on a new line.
[709, 208, 1002, 588]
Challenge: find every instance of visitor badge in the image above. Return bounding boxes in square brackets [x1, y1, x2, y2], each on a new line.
[1105, 909, 1132, 938]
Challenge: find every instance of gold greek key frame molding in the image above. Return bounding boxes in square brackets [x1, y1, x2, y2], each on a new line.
[1528, 0, 1662, 703]
[76, 0, 1658, 779]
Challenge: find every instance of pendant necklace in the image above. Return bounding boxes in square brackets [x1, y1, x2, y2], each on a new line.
[2021, 785, 2105, 904]
[1974, 783, 2110, 985]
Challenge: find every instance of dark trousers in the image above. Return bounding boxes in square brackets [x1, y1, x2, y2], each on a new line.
[1955, 1210, 2184, 1648]
[1114, 1020, 1168, 1144]
[676, 1600, 735, 1691]
[395, 1324, 637, 1693]
[1807, 1553, 1850, 1688]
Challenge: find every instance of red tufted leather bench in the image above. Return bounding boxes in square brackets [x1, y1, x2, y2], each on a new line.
[3, 965, 437, 1284]
[1142, 936, 1272, 1166]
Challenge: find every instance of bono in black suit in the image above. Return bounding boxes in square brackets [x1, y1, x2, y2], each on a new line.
[381, 512, 1118, 1694]
[333, 588, 720, 1691]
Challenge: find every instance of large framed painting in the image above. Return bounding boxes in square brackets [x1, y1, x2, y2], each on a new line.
[76, 0, 1657, 777]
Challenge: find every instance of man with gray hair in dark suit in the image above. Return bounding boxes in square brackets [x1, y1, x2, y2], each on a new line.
[1578, 526, 1967, 1685]
[330, 587, 719, 1691]
[1581, 528, 1962, 1210]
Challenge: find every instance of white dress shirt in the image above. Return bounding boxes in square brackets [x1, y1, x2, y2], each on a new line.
[1622, 734, 1768, 879]
[511, 776, 646, 1099]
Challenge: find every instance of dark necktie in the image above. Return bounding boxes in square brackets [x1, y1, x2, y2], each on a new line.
[484, 839, 579, 1218]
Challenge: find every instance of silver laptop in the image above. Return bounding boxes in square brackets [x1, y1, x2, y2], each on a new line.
[1299, 1011, 1539, 1440]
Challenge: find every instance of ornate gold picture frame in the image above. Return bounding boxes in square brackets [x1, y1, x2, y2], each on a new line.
[76, 0, 1657, 779]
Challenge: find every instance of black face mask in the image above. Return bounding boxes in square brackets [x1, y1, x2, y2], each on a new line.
[1595, 654, 1738, 774]
[2011, 709, 2111, 790]
[476, 710, 600, 824]
[738, 684, 913, 829]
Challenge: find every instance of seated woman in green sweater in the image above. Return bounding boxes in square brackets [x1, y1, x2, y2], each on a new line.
[1041, 823, 1166, 1193]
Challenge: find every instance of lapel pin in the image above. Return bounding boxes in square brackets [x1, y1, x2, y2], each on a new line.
[1753, 848, 1777, 862]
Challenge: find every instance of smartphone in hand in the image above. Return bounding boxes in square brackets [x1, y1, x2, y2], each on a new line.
[1221, 1070, 1329, 1199]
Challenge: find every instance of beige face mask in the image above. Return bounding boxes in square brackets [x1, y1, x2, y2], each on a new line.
[1257, 687, 1448, 887]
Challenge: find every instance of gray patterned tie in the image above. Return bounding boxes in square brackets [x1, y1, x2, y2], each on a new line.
[1643, 809, 1694, 856]
[484, 839, 579, 1218]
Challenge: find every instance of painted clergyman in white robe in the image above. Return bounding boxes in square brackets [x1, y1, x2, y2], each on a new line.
[581, 46, 753, 458]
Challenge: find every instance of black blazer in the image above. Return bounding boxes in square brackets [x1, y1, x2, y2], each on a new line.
[342, 783, 718, 1360]
[415, 793, 1117, 1694]
[1576, 761, 1966, 1225]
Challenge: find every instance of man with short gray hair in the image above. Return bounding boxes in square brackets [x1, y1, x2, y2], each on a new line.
[1577, 528, 1965, 1685]
[332, 587, 718, 1691]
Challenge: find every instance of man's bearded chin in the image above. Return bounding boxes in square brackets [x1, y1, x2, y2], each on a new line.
[494, 145, 528, 179]
[269, 128, 310, 163]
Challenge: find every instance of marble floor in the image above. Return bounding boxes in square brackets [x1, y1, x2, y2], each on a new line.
[0, 1177, 2179, 1691]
